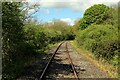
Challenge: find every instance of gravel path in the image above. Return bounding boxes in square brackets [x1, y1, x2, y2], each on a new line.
[67, 42, 110, 78]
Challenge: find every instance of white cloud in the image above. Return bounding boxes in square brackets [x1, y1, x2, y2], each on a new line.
[39, 9, 50, 14]
[38, 0, 119, 12]
[60, 18, 75, 25]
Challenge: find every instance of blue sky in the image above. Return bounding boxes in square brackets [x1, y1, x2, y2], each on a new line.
[28, 0, 119, 25]
[33, 7, 83, 25]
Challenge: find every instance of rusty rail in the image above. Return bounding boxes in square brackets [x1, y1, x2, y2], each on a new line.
[39, 41, 79, 80]
[66, 42, 79, 80]
[39, 42, 64, 80]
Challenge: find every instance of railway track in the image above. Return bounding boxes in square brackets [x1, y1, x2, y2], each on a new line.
[39, 42, 79, 80]
[66, 42, 79, 80]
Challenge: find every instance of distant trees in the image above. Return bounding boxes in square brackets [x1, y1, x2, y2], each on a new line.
[44, 20, 75, 41]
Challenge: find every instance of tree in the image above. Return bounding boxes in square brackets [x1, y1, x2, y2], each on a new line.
[2, 2, 27, 79]
[2, 2, 24, 61]
[79, 4, 111, 30]
[2, 1, 42, 79]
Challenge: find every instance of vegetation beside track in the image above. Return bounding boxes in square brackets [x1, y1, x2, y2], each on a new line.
[73, 4, 119, 78]
[70, 40, 118, 78]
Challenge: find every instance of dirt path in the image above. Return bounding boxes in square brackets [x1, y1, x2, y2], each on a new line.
[17, 41, 111, 80]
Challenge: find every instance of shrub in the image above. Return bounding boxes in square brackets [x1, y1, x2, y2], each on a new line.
[76, 24, 118, 63]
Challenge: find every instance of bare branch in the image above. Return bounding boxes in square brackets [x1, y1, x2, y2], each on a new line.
[22, 1, 41, 22]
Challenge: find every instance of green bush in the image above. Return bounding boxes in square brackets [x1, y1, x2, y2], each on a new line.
[24, 23, 49, 52]
[76, 24, 118, 64]
[83, 39, 97, 52]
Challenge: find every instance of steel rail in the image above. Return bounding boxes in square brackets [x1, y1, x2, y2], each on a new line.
[66, 42, 79, 80]
[39, 42, 64, 80]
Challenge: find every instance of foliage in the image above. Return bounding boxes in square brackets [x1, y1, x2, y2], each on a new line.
[44, 20, 75, 41]
[2, 2, 43, 79]
[76, 24, 118, 65]
[79, 4, 111, 30]
[24, 23, 49, 52]
[76, 4, 118, 66]
[2, 2, 27, 79]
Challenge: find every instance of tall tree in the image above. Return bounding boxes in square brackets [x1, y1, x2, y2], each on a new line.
[2, 2, 25, 79]
[79, 4, 111, 30]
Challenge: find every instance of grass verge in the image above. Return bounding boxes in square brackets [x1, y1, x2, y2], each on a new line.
[70, 40, 118, 78]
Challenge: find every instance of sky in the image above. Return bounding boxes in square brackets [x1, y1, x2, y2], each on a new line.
[27, 0, 119, 25]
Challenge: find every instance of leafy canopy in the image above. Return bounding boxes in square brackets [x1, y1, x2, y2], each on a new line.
[79, 4, 111, 30]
